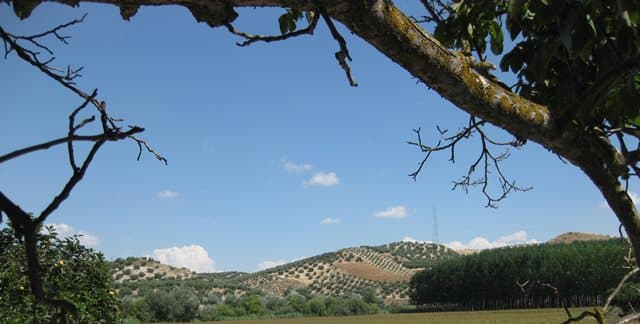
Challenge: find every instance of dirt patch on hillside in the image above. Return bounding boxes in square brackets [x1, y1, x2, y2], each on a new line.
[335, 262, 410, 282]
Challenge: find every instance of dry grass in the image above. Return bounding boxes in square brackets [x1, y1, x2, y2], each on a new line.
[334, 262, 410, 282]
[212, 308, 596, 324]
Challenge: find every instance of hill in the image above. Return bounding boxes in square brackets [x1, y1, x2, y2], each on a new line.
[547, 232, 613, 244]
[110, 233, 613, 304]
[110, 241, 458, 304]
[242, 241, 458, 302]
[111, 257, 197, 282]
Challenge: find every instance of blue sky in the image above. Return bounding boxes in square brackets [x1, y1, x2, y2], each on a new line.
[0, 3, 625, 272]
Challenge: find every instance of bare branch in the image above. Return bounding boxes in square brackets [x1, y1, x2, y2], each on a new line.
[67, 90, 97, 171]
[225, 10, 319, 47]
[561, 307, 604, 324]
[130, 134, 168, 164]
[0, 130, 142, 164]
[409, 116, 529, 207]
[604, 267, 640, 312]
[619, 312, 640, 324]
[320, 10, 357, 87]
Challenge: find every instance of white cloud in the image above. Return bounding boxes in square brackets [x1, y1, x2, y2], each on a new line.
[600, 191, 638, 208]
[402, 236, 431, 243]
[446, 230, 539, 250]
[373, 205, 407, 219]
[320, 217, 341, 225]
[257, 259, 287, 271]
[48, 223, 73, 237]
[43, 224, 101, 247]
[283, 159, 313, 173]
[153, 245, 216, 273]
[305, 172, 339, 187]
[496, 230, 528, 243]
[76, 231, 101, 247]
[157, 190, 179, 199]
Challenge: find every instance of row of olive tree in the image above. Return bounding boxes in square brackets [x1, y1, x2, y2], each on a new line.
[120, 286, 383, 322]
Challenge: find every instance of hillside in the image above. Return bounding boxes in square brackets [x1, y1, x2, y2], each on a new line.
[110, 241, 458, 304]
[111, 257, 197, 282]
[111, 233, 612, 303]
[547, 232, 613, 244]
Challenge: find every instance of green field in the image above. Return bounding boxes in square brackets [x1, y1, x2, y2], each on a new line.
[212, 308, 596, 324]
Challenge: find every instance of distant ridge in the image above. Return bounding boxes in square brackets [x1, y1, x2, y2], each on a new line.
[110, 241, 458, 304]
[547, 232, 613, 244]
[110, 232, 614, 304]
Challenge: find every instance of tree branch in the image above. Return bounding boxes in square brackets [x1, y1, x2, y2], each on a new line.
[224, 10, 319, 47]
[409, 116, 529, 207]
[604, 267, 640, 312]
[320, 9, 357, 87]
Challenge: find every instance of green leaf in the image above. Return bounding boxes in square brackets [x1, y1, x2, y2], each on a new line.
[12, 0, 41, 19]
[467, 23, 474, 37]
[278, 14, 289, 34]
[621, 10, 632, 27]
[585, 14, 597, 36]
[305, 11, 315, 24]
[288, 17, 297, 32]
[627, 115, 640, 128]
[452, 0, 464, 12]
[488, 21, 504, 55]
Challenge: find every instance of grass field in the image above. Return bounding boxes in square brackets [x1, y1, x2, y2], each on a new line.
[212, 308, 596, 324]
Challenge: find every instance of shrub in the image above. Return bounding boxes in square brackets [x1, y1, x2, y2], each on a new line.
[0, 227, 121, 323]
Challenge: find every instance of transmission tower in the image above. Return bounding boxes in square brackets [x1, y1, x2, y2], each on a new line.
[432, 208, 439, 244]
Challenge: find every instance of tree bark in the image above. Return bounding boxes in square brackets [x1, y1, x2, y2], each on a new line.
[22, 0, 640, 263]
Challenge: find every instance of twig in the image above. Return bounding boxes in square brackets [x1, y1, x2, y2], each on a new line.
[130, 135, 168, 164]
[619, 312, 640, 324]
[224, 10, 319, 47]
[561, 307, 603, 324]
[409, 116, 529, 207]
[604, 267, 640, 312]
[68, 90, 97, 171]
[320, 10, 357, 87]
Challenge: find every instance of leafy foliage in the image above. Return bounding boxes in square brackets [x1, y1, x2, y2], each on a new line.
[433, 0, 640, 127]
[278, 8, 314, 34]
[0, 226, 120, 323]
